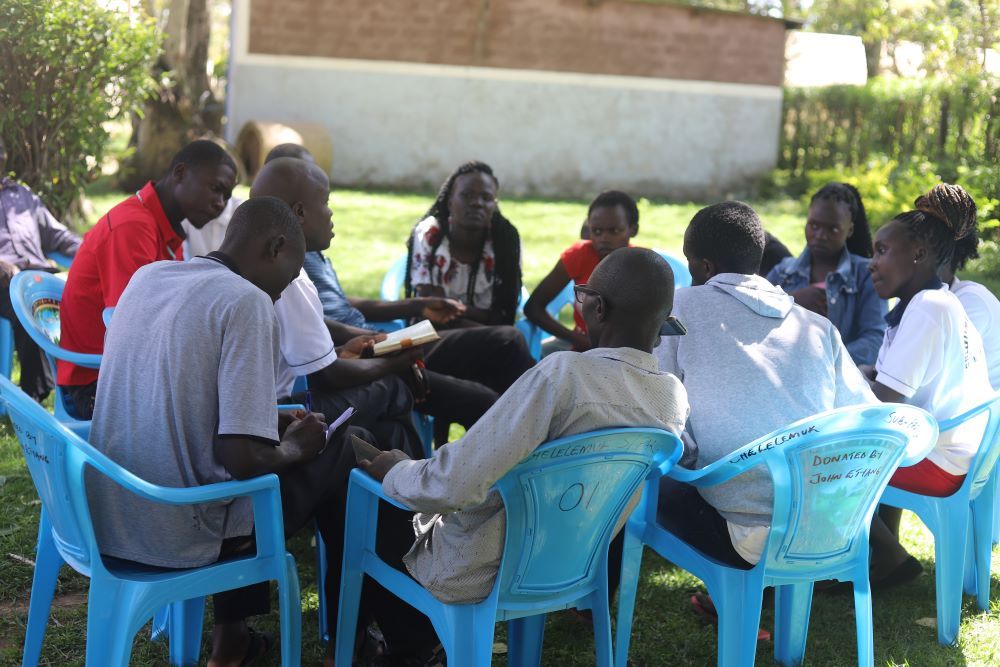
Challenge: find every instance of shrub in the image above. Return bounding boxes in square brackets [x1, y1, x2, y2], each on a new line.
[0, 0, 157, 221]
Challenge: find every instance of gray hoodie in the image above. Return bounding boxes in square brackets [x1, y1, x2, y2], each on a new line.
[655, 273, 876, 526]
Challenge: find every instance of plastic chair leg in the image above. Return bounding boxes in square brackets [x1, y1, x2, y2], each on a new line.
[711, 573, 765, 667]
[613, 528, 645, 667]
[933, 520, 968, 646]
[316, 529, 329, 642]
[851, 577, 874, 667]
[443, 612, 494, 667]
[334, 490, 377, 667]
[85, 581, 143, 666]
[279, 553, 303, 667]
[165, 598, 205, 666]
[773, 582, 814, 666]
[507, 614, 546, 667]
[21, 513, 62, 667]
[971, 497, 994, 610]
[590, 586, 614, 667]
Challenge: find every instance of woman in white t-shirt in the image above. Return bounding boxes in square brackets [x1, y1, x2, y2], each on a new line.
[863, 183, 993, 589]
[405, 161, 523, 327]
[939, 228, 1000, 390]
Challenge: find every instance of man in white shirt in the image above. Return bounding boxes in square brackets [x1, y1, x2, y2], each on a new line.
[358, 248, 689, 663]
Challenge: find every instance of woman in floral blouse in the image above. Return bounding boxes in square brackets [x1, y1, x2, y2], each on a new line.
[405, 161, 523, 326]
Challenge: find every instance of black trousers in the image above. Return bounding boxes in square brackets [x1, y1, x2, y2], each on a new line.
[211, 426, 387, 636]
[0, 287, 53, 401]
[421, 325, 535, 443]
[656, 477, 754, 570]
[290, 374, 424, 459]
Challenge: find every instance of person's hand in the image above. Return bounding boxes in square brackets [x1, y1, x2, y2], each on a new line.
[281, 411, 328, 462]
[420, 297, 465, 325]
[0, 260, 20, 287]
[790, 286, 827, 317]
[339, 333, 387, 359]
[386, 347, 425, 373]
[277, 408, 306, 438]
[569, 330, 592, 352]
[360, 449, 412, 481]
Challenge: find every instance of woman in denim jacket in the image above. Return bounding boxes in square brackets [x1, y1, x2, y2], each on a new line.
[767, 183, 887, 365]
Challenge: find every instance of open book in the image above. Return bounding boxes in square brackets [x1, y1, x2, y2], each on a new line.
[372, 319, 440, 357]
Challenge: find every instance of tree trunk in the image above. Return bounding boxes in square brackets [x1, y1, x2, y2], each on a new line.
[117, 0, 218, 191]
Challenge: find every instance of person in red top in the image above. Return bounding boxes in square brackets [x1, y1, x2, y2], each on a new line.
[58, 140, 237, 418]
[524, 190, 639, 351]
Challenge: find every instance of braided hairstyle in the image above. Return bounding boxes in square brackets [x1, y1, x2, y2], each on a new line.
[950, 226, 981, 272]
[810, 182, 872, 258]
[894, 183, 978, 269]
[405, 161, 522, 325]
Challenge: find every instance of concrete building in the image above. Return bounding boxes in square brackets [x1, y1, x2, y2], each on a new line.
[227, 0, 790, 198]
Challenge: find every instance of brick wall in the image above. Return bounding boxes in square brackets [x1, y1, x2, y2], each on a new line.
[247, 0, 786, 87]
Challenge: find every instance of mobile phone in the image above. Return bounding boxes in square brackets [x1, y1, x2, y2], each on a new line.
[659, 316, 687, 337]
[351, 434, 382, 464]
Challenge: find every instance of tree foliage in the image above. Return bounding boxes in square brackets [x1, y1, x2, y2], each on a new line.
[0, 0, 158, 219]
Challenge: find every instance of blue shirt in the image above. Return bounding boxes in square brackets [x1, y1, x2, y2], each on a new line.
[767, 247, 887, 366]
[301, 251, 368, 329]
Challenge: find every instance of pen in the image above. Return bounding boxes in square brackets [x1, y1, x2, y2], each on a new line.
[304, 390, 313, 413]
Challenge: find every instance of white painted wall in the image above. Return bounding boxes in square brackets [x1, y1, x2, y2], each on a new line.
[228, 4, 782, 199]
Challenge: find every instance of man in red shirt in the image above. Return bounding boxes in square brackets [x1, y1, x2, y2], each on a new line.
[58, 140, 237, 418]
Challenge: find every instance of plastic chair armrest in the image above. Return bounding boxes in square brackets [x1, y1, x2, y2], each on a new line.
[83, 447, 281, 506]
[937, 392, 1000, 432]
[349, 468, 413, 511]
[46, 251, 73, 269]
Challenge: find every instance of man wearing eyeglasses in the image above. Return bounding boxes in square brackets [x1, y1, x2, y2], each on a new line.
[336, 247, 689, 664]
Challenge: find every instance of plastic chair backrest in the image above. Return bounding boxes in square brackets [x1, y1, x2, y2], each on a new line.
[942, 393, 1000, 495]
[380, 255, 408, 301]
[493, 427, 682, 608]
[654, 250, 692, 289]
[0, 376, 95, 573]
[9, 271, 102, 369]
[747, 405, 937, 574]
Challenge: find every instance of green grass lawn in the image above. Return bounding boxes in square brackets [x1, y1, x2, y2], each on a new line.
[1, 183, 998, 665]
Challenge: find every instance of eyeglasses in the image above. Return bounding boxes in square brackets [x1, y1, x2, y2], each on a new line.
[574, 284, 603, 304]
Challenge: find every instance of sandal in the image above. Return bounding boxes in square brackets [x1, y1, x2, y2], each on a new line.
[239, 627, 274, 667]
[690, 593, 771, 642]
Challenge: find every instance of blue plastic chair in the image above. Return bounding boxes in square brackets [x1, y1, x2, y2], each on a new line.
[368, 254, 408, 332]
[614, 405, 937, 667]
[881, 392, 1000, 646]
[0, 253, 74, 413]
[0, 375, 302, 667]
[655, 249, 692, 289]
[334, 427, 683, 666]
[8, 271, 101, 429]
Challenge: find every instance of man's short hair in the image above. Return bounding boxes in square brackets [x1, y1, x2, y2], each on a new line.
[592, 247, 674, 322]
[264, 143, 314, 164]
[224, 196, 305, 250]
[167, 139, 237, 174]
[687, 202, 765, 275]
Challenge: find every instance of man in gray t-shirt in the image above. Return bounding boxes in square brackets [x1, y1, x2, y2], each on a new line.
[87, 197, 347, 666]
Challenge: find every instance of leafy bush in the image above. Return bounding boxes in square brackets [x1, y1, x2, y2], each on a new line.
[0, 0, 157, 220]
[781, 75, 999, 176]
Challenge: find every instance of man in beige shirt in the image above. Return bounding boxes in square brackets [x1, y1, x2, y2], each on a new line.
[352, 247, 689, 665]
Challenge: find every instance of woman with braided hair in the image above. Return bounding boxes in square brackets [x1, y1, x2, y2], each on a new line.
[863, 183, 993, 589]
[768, 182, 887, 365]
[939, 227, 1000, 390]
[406, 161, 523, 327]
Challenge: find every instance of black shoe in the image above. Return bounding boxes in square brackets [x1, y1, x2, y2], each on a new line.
[872, 556, 923, 591]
